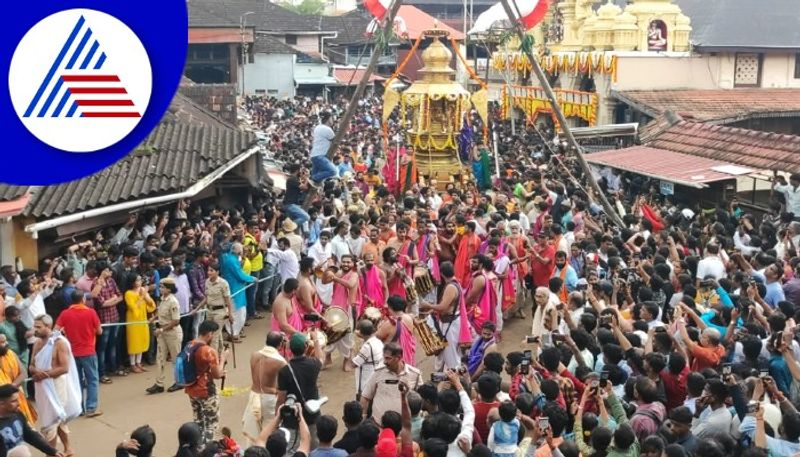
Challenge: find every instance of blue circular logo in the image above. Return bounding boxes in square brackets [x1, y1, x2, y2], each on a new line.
[2, 1, 187, 185]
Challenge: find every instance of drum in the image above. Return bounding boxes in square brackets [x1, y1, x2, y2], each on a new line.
[323, 306, 351, 345]
[305, 329, 327, 356]
[414, 268, 435, 297]
[360, 307, 383, 327]
[414, 318, 447, 356]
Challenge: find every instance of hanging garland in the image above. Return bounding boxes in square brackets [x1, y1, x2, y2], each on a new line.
[502, 84, 598, 126]
[492, 51, 618, 82]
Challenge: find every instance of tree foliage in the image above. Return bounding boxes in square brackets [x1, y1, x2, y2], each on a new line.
[281, 0, 325, 15]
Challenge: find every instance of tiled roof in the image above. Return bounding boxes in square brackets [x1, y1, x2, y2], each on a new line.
[333, 67, 385, 85]
[320, 10, 373, 45]
[612, 89, 800, 124]
[676, 0, 800, 51]
[586, 146, 745, 188]
[188, 0, 324, 32]
[0, 94, 256, 219]
[253, 35, 302, 55]
[639, 113, 800, 174]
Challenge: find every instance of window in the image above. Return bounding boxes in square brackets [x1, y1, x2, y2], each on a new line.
[734, 53, 762, 87]
[285, 35, 298, 45]
[795, 53, 800, 79]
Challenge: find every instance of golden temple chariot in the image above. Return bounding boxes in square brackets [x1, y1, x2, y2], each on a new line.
[384, 27, 488, 186]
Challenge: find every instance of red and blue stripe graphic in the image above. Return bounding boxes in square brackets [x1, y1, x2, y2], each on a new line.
[24, 15, 140, 119]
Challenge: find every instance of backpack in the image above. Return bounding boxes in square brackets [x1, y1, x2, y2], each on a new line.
[174, 342, 206, 387]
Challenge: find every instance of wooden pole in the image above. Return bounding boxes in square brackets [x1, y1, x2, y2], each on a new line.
[325, 0, 404, 161]
[497, 0, 624, 228]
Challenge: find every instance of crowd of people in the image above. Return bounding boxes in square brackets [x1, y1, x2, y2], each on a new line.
[0, 92, 798, 457]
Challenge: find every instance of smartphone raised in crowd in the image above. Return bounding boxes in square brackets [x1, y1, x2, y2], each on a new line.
[526, 335, 540, 344]
[600, 370, 610, 388]
[722, 363, 732, 376]
[431, 372, 447, 383]
[538, 417, 550, 431]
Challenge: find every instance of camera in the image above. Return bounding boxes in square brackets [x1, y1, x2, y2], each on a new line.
[280, 394, 299, 428]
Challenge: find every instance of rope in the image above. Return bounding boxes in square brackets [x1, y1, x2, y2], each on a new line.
[381, 32, 425, 153]
[98, 274, 279, 328]
[449, 37, 488, 91]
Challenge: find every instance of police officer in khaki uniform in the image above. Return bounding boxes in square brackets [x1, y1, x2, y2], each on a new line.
[197, 263, 232, 354]
[146, 277, 184, 394]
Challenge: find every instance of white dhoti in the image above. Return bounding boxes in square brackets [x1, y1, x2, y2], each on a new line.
[35, 334, 81, 440]
[325, 331, 354, 358]
[427, 314, 461, 372]
[242, 391, 277, 447]
[231, 306, 247, 336]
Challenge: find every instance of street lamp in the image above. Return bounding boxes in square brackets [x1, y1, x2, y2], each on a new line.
[240, 11, 255, 96]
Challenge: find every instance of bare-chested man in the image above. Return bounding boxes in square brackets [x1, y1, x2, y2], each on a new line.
[29, 314, 76, 455]
[323, 255, 359, 371]
[297, 257, 323, 321]
[420, 261, 464, 372]
[375, 296, 417, 367]
[242, 331, 287, 446]
[270, 279, 302, 341]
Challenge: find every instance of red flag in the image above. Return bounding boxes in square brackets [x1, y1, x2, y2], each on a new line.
[641, 203, 666, 232]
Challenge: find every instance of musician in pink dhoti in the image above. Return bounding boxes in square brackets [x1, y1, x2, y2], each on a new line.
[417, 224, 441, 302]
[358, 252, 388, 317]
[382, 247, 408, 301]
[419, 261, 470, 371]
[465, 255, 497, 333]
[323, 255, 360, 371]
[270, 279, 302, 358]
[375, 296, 417, 367]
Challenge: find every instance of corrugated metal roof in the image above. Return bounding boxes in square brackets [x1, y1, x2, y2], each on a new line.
[188, 0, 326, 32]
[0, 186, 29, 202]
[640, 114, 800, 174]
[612, 89, 800, 124]
[21, 123, 255, 218]
[0, 92, 256, 219]
[586, 146, 744, 188]
[676, 0, 800, 51]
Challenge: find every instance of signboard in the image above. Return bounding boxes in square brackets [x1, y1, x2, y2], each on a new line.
[660, 180, 674, 196]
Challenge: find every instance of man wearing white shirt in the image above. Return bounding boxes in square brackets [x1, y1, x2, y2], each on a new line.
[345, 225, 366, 260]
[330, 222, 351, 264]
[696, 243, 726, 285]
[267, 237, 300, 285]
[308, 231, 334, 306]
[774, 174, 800, 216]
[352, 320, 383, 400]
[441, 370, 475, 457]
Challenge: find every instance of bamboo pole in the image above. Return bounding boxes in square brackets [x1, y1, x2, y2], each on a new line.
[497, 0, 624, 228]
[324, 0, 404, 162]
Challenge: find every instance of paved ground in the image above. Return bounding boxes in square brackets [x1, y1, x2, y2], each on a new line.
[66, 309, 532, 455]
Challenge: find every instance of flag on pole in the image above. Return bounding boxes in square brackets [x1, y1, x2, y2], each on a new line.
[468, 0, 550, 35]
[364, 0, 392, 20]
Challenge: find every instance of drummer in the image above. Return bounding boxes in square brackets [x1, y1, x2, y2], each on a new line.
[297, 257, 324, 328]
[358, 252, 387, 317]
[419, 261, 471, 372]
[323, 254, 360, 372]
[270, 279, 302, 357]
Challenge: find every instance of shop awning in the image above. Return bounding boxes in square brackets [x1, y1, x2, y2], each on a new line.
[295, 76, 339, 85]
[585, 146, 754, 189]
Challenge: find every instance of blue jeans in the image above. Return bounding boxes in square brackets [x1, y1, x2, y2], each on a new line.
[284, 204, 310, 227]
[96, 325, 119, 376]
[311, 155, 339, 183]
[261, 263, 281, 309]
[246, 271, 259, 318]
[75, 355, 99, 412]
